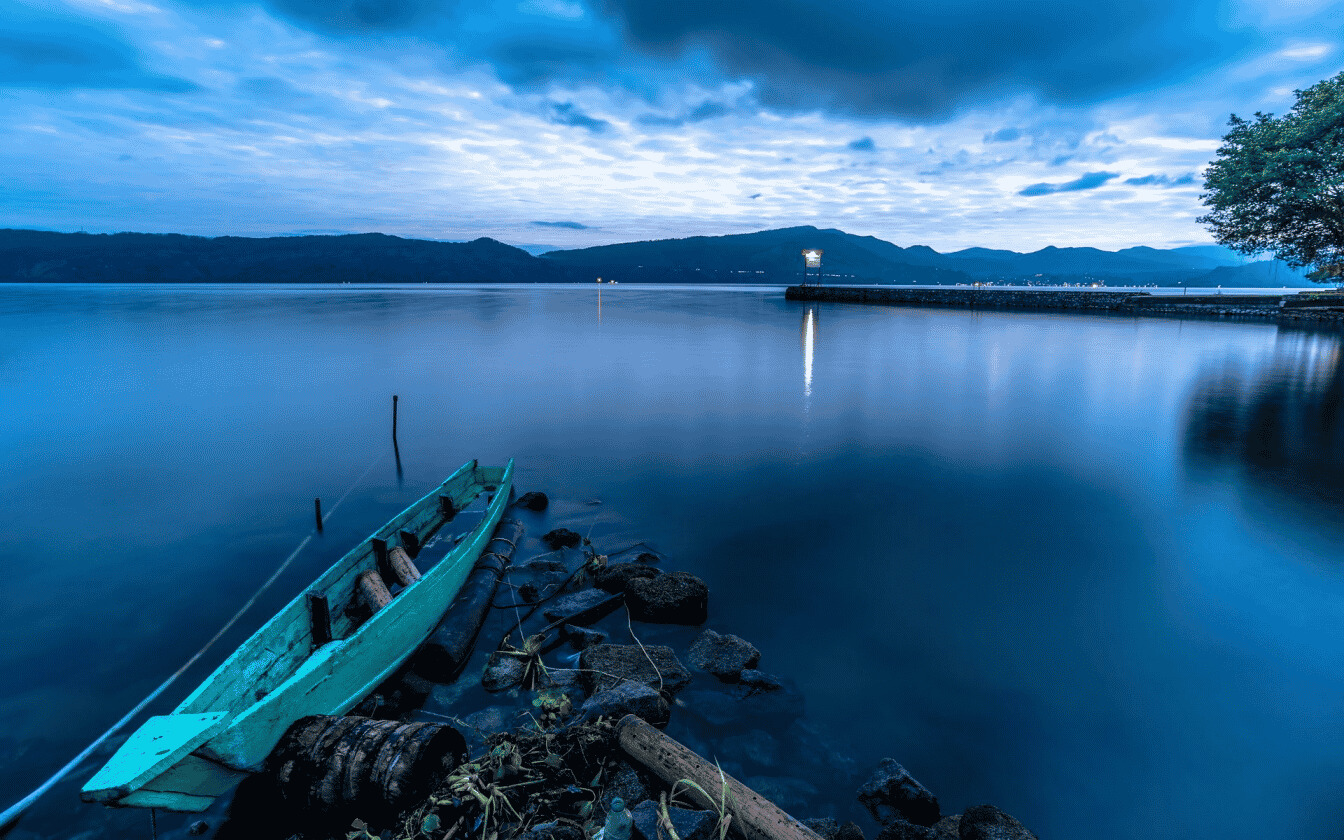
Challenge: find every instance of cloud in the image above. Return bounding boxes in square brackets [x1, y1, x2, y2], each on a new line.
[550, 101, 610, 132]
[1019, 171, 1119, 196]
[0, 1, 195, 91]
[985, 127, 1022, 142]
[531, 220, 590, 229]
[1124, 172, 1197, 186]
[847, 136, 875, 151]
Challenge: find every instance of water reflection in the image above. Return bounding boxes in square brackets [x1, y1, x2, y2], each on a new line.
[800, 305, 817, 397]
[1184, 329, 1344, 515]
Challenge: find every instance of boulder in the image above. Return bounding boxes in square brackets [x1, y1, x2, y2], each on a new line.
[837, 822, 866, 840]
[542, 528, 582, 550]
[930, 816, 959, 840]
[687, 630, 761, 680]
[631, 800, 717, 840]
[594, 562, 662, 594]
[803, 819, 839, 840]
[460, 705, 513, 735]
[515, 491, 549, 511]
[601, 761, 656, 814]
[521, 557, 569, 573]
[542, 590, 623, 626]
[481, 651, 526, 692]
[579, 644, 692, 696]
[188, 821, 210, 836]
[636, 552, 661, 564]
[874, 823, 933, 840]
[736, 670, 783, 694]
[579, 681, 670, 727]
[625, 572, 708, 625]
[562, 624, 607, 650]
[957, 806, 1037, 840]
[857, 759, 940, 827]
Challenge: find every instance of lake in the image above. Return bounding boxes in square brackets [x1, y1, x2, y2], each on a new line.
[2, 283, 1343, 840]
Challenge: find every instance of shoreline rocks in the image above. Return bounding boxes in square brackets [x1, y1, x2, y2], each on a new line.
[625, 572, 709, 624]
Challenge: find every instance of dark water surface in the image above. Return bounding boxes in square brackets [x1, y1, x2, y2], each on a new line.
[3, 284, 1344, 840]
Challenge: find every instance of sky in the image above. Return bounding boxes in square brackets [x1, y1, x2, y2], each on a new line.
[1, 0, 1341, 252]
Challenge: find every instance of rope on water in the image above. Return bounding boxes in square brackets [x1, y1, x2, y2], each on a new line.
[0, 455, 382, 834]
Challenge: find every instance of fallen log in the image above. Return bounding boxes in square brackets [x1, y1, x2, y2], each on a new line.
[615, 714, 822, 840]
[412, 517, 524, 682]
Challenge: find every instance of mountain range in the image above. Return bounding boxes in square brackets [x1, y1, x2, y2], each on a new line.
[0, 226, 1314, 287]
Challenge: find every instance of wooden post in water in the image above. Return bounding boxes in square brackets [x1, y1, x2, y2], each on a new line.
[314, 498, 323, 533]
[392, 395, 399, 444]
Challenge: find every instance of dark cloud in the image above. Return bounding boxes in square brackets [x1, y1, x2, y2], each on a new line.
[1019, 171, 1119, 196]
[985, 127, 1022, 142]
[0, 2, 195, 91]
[595, 0, 1256, 119]
[550, 102, 610, 132]
[749, 193, 762, 199]
[261, 0, 447, 32]
[531, 220, 590, 229]
[847, 136, 875, 151]
[1124, 172, 1197, 186]
[635, 100, 731, 127]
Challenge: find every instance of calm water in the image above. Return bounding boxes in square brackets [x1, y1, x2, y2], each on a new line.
[2, 284, 1344, 840]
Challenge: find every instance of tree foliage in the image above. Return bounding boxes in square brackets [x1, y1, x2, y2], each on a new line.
[1199, 71, 1344, 282]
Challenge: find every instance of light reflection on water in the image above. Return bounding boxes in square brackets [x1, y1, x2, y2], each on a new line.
[1, 284, 1343, 840]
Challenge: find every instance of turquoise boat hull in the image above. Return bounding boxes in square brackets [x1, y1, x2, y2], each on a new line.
[81, 459, 514, 812]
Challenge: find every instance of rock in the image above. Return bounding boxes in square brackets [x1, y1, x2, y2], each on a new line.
[188, 821, 210, 836]
[930, 816, 959, 840]
[625, 572, 709, 625]
[957, 806, 1037, 840]
[461, 705, 513, 735]
[716, 729, 779, 768]
[743, 775, 819, 811]
[481, 651, 526, 692]
[518, 582, 541, 603]
[579, 681, 671, 727]
[631, 800, 717, 840]
[579, 644, 692, 696]
[857, 759, 940, 827]
[875, 822, 933, 840]
[736, 670, 783, 694]
[522, 557, 569, 573]
[687, 630, 761, 680]
[594, 562, 662, 594]
[837, 822, 866, 840]
[515, 491, 549, 511]
[562, 624, 608, 649]
[519, 822, 583, 840]
[637, 552, 661, 564]
[543, 589, 623, 626]
[601, 761, 655, 813]
[542, 528, 582, 550]
[803, 819, 839, 840]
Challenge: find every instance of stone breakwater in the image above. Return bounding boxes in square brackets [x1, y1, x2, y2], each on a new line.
[785, 286, 1344, 326]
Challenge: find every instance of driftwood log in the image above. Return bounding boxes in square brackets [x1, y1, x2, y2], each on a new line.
[412, 517, 524, 682]
[267, 715, 465, 816]
[616, 715, 823, 840]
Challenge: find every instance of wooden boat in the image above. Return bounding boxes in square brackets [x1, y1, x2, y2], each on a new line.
[80, 459, 514, 812]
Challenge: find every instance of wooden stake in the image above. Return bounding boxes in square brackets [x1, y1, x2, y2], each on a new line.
[314, 497, 323, 533]
[615, 715, 822, 840]
[392, 394, 399, 443]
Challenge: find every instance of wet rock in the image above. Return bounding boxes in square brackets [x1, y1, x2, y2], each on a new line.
[594, 562, 662, 594]
[875, 822, 933, 840]
[717, 729, 779, 768]
[736, 670, 783, 694]
[543, 590, 623, 626]
[837, 822, 866, 840]
[461, 705, 513, 735]
[562, 624, 608, 649]
[522, 557, 569, 573]
[518, 582, 541, 603]
[857, 759, 940, 827]
[481, 651, 526, 692]
[930, 816, 959, 840]
[515, 491, 549, 511]
[188, 821, 210, 836]
[601, 761, 655, 813]
[580, 644, 692, 696]
[744, 775, 819, 812]
[957, 806, 1037, 840]
[803, 818, 839, 840]
[519, 822, 583, 840]
[625, 572, 708, 625]
[637, 552, 661, 564]
[542, 528, 583, 550]
[631, 799, 717, 840]
[579, 681, 671, 727]
[687, 630, 761, 681]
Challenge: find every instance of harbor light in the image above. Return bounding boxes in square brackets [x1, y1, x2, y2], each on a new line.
[801, 249, 823, 285]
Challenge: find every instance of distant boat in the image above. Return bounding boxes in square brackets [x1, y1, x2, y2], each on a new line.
[81, 459, 514, 812]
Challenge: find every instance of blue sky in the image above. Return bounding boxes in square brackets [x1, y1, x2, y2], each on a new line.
[1, 0, 1340, 251]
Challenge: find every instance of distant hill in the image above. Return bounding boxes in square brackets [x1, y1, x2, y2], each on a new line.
[0, 229, 568, 283]
[0, 226, 1319, 287]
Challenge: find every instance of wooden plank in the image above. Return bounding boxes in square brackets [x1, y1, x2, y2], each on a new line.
[82, 713, 229, 803]
[308, 593, 332, 647]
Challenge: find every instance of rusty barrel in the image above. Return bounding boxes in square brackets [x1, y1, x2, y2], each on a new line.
[268, 715, 466, 815]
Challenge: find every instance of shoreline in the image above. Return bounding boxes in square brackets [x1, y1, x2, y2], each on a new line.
[784, 285, 1344, 327]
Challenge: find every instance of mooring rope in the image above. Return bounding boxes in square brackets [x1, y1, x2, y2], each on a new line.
[0, 455, 383, 833]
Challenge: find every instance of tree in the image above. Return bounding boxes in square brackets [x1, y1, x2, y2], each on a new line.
[1199, 71, 1344, 283]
